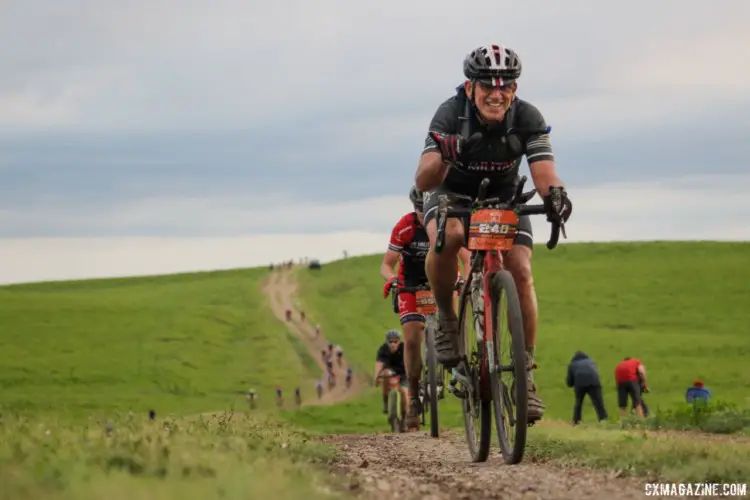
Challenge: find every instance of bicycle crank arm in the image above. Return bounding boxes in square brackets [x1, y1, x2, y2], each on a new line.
[449, 368, 473, 399]
[448, 378, 466, 399]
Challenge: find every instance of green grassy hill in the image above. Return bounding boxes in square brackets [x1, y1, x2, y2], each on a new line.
[294, 242, 750, 424]
[2, 241, 750, 494]
[0, 268, 343, 499]
[0, 268, 316, 416]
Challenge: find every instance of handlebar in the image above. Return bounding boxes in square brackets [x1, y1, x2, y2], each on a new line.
[376, 368, 400, 379]
[434, 175, 563, 254]
[396, 281, 463, 294]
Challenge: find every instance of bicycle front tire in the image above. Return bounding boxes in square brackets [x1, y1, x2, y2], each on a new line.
[388, 389, 401, 433]
[458, 283, 491, 462]
[425, 324, 440, 438]
[490, 269, 528, 464]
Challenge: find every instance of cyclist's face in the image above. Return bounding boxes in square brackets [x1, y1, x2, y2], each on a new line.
[415, 210, 425, 226]
[465, 80, 517, 122]
[388, 339, 400, 352]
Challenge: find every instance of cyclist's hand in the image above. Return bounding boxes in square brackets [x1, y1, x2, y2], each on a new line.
[543, 186, 573, 224]
[428, 131, 484, 163]
[455, 276, 466, 290]
[383, 277, 398, 298]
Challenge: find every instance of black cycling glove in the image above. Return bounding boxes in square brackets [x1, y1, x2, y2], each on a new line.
[428, 131, 483, 163]
[543, 186, 572, 224]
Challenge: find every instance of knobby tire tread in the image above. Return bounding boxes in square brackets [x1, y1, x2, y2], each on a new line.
[458, 283, 491, 462]
[490, 269, 528, 464]
[425, 325, 440, 438]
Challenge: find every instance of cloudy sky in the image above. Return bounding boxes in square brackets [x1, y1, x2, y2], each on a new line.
[2, 0, 749, 284]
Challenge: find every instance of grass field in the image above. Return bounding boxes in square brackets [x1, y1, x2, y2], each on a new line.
[288, 241, 750, 481]
[0, 269, 340, 498]
[295, 242, 750, 421]
[0, 268, 316, 416]
[3, 241, 750, 492]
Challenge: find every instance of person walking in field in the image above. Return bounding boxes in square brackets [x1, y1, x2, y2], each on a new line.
[566, 351, 608, 424]
[246, 388, 257, 410]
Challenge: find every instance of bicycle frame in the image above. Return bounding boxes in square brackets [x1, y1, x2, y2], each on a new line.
[435, 175, 562, 395]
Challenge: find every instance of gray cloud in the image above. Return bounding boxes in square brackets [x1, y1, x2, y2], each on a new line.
[1, 0, 750, 239]
[3, 174, 750, 284]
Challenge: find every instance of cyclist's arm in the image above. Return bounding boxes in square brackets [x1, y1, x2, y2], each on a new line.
[373, 361, 384, 384]
[415, 100, 457, 191]
[458, 247, 472, 278]
[520, 103, 564, 197]
[380, 250, 400, 281]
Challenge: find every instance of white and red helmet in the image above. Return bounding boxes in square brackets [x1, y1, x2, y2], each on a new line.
[463, 44, 522, 86]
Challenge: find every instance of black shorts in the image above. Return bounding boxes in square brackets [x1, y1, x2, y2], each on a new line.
[422, 187, 533, 249]
[616, 381, 642, 409]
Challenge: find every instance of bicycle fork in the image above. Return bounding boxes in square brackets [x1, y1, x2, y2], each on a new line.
[448, 271, 485, 399]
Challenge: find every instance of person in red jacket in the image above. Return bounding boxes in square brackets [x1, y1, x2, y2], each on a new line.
[614, 357, 647, 418]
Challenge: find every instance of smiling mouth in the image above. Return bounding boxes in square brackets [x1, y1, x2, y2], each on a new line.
[485, 101, 505, 109]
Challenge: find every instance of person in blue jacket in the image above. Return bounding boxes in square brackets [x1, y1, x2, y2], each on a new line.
[566, 351, 608, 424]
[686, 380, 711, 403]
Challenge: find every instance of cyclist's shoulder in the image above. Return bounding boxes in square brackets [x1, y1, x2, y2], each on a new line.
[511, 97, 547, 126]
[434, 92, 463, 113]
[392, 212, 417, 236]
[428, 87, 465, 126]
[395, 211, 416, 226]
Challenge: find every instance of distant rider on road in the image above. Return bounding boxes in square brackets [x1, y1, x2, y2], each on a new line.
[373, 329, 409, 419]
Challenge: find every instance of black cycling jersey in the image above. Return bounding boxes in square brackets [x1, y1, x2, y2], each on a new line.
[376, 342, 406, 378]
[422, 86, 554, 200]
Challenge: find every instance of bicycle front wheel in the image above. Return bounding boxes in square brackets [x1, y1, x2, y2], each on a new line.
[425, 323, 440, 438]
[490, 269, 528, 464]
[458, 283, 491, 462]
[388, 389, 401, 433]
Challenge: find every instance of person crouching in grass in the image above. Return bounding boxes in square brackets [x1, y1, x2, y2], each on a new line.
[614, 357, 647, 418]
[566, 351, 608, 424]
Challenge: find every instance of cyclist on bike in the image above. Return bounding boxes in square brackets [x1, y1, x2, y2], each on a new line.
[275, 386, 283, 407]
[246, 388, 257, 409]
[373, 329, 409, 423]
[334, 344, 344, 365]
[380, 187, 471, 430]
[415, 44, 573, 424]
[315, 380, 324, 399]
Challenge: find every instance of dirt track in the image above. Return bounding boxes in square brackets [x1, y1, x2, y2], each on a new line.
[262, 268, 661, 499]
[326, 432, 651, 500]
[262, 267, 364, 405]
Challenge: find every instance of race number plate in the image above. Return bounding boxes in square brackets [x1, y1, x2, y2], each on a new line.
[467, 209, 519, 251]
[415, 289, 438, 315]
